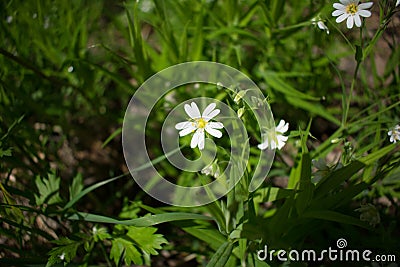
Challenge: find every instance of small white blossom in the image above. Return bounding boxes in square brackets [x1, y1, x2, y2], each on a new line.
[396, 0, 400, 7]
[388, 125, 400, 143]
[201, 160, 221, 178]
[175, 102, 224, 150]
[332, 0, 373, 29]
[258, 120, 289, 150]
[6, 16, 13, 24]
[59, 252, 65, 261]
[311, 17, 330, 34]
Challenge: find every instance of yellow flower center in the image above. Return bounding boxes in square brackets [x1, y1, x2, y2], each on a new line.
[346, 3, 358, 15]
[197, 118, 207, 129]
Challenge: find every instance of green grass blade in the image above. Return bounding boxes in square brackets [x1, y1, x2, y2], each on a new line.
[302, 210, 371, 229]
[68, 212, 212, 226]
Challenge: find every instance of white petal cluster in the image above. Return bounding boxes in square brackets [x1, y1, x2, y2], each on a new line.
[311, 17, 330, 34]
[175, 102, 224, 150]
[258, 120, 289, 150]
[388, 125, 400, 143]
[332, 0, 373, 29]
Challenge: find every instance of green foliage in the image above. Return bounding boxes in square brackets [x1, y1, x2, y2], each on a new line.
[46, 237, 81, 267]
[110, 225, 167, 266]
[1, 0, 399, 266]
[35, 172, 63, 206]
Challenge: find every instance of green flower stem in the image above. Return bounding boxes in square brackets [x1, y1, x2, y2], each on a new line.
[342, 60, 361, 127]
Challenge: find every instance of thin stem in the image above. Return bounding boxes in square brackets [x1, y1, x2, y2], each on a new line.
[342, 61, 361, 127]
[100, 242, 112, 266]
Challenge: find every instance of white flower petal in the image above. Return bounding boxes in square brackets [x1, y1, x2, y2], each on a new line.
[332, 9, 345, 17]
[277, 135, 288, 150]
[354, 14, 362, 27]
[258, 141, 268, 150]
[333, 3, 346, 10]
[357, 10, 371, 18]
[339, 0, 351, 5]
[207, 121, 224, 129]
[317, 21, 329, 34]
[198, 131, 206, 149]
[270, 140, 277, 150]
[276, 120, 289, 133]
[205, 126, 222, 138]
[358, 2, 373, 9]
[346, 15, 354, 28]
[336, 13, 349, 23]
[179, 125, 196, 136]
[203, 109, 220, 121]
[185, 102, 201, 119]
[190, 129, 201, 148]
[175, 121, 191, 130]
[396, 0, 400, 7]
[202, 103, 217, 118]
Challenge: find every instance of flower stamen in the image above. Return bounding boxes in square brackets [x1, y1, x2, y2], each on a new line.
[346, 3, 358, 15]
[197, 118, 207, 129]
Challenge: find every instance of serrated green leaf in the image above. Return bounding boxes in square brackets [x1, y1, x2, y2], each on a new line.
[46, 237, 81, 267]
[35, 173, 62, 206]
[93, 226, 111, 242]
[110, 237, 142, 266]
[69, 173, 83, 201]
[0, 147, 12, 157]
[126, 226, 167, 255]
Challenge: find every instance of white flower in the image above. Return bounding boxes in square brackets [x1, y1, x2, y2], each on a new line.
[201, 160, 221, 178]
[311, 17, 330, 34]
[397, 0, 400, 7]
[258, 120, 289, 150]
[175, 102, 224, 150]
[332, 0, 373, 29]
[59, 252, 65, 261]
[388, 125, 400, 143]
